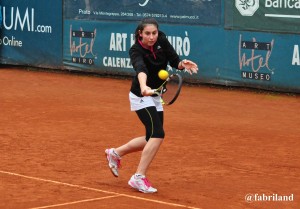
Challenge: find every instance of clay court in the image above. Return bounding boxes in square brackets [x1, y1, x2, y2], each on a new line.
[0, 67, 299, 209]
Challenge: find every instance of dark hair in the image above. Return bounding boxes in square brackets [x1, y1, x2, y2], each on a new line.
[134, 18, 159, 43]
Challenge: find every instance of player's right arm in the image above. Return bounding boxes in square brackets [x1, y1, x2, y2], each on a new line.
[130, 45, 152, 96]
[138, 72, 152, 96]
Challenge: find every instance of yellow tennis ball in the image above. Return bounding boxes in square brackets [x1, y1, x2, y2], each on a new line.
[158, 69, 169, 80]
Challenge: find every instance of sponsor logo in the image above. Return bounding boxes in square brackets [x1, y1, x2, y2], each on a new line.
[239, 34, 275, 81]
[236, 0, 259, 16]
[265, 0, 300, 19]
[1, 6, 52, 33]
[70, 27, 96, 65]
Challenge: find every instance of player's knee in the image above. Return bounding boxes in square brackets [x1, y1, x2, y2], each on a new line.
[145, 129, 165, 141]
[152, 128, 165, 139]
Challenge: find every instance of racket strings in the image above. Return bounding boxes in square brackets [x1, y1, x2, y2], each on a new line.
[161, 76, 180, 104]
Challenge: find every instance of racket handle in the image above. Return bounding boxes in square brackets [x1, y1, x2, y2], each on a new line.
[142, 89, 156, 96]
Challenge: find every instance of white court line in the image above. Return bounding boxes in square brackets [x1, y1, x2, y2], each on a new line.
[30, 195, 122, 209]
[0, 170, 202, 209]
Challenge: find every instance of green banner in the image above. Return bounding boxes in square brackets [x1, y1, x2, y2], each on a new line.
[225, 0, 300, 34]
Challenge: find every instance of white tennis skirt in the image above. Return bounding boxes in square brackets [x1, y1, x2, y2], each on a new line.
[129, 92, 163, 112]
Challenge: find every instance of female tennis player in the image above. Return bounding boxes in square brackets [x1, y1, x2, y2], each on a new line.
[105, 18, 198, 193]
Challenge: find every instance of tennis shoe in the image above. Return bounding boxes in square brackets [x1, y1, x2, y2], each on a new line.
[105, 148, 121, 177]
[128, 174, 157, 193]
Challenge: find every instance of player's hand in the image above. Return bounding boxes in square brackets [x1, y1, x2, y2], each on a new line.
[141, 86, 153, 96]
[182, 59, 198, 75]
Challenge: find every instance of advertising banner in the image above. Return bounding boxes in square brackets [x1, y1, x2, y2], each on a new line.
[0, 0, 63, 68]
[225, 0, 300, 34]
[0, 0, 299, 92]
[63, 19, 205, 78]
[64, 0, 221, 25]
[222, 31, 300, 92]
[63, 19, 300, 92]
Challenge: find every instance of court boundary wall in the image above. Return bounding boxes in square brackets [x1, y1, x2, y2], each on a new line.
[0, 1, 299, 93]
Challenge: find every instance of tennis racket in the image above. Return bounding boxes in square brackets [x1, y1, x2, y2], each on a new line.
[152, 73, 183, 105]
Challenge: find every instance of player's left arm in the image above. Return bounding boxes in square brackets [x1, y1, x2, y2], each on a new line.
[158, 32, 198, 75]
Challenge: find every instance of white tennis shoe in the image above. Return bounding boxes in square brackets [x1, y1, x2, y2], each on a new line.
[128, 174, 157, 193]
[105, 148, 121, 177]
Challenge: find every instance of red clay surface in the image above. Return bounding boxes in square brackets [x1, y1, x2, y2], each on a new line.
[0, 67, 299, 209]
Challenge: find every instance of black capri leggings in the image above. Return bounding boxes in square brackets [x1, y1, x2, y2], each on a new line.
[136, 106, 165, 141]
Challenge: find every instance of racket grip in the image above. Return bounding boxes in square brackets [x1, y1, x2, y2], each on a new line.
[142, 89, 155, 96]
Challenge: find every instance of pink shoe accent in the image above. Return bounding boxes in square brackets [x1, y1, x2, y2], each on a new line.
[142, 178, 151, 188]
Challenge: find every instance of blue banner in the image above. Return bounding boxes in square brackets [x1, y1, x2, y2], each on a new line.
[63, 20, 203, 77]
[0, 0, 63, 68]
[64, 0, 221, 25]
[0, 0, 299, 93]
[63, 19, 300, 92]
